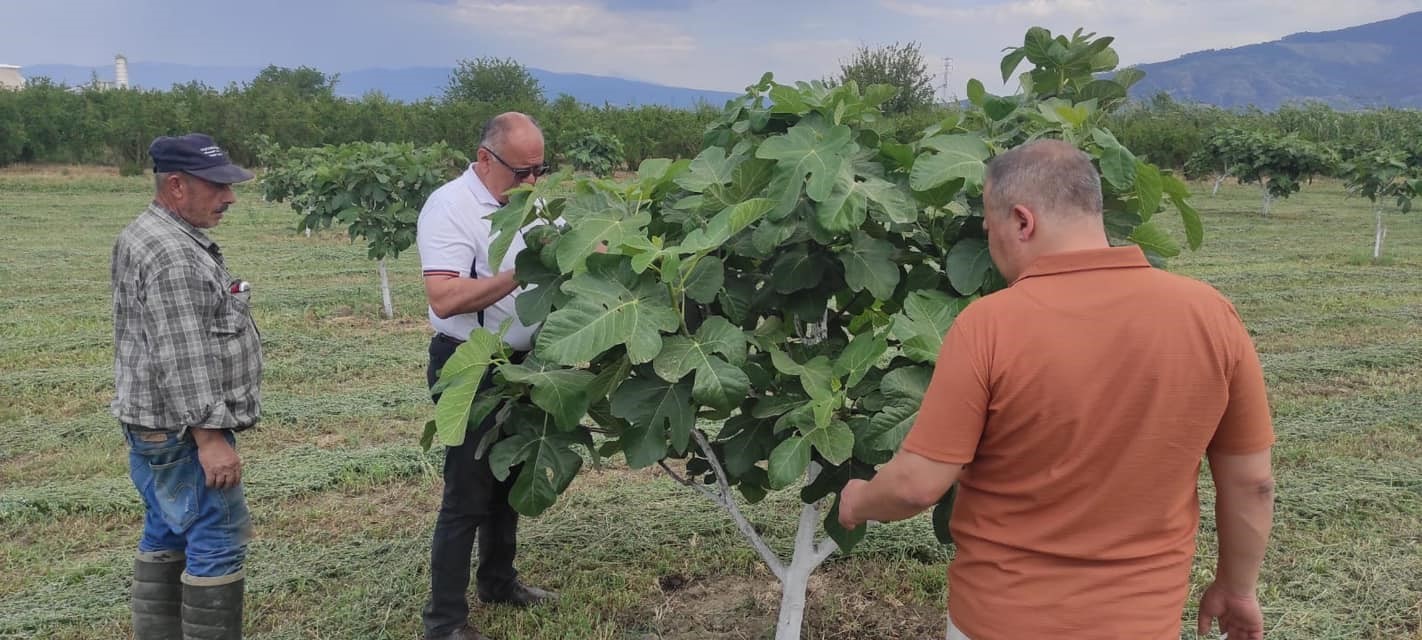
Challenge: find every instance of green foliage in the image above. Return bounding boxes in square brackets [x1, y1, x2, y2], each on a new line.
[1341, 147, 1420, 260]
[832, 41, 937, 115]
[247, 65, 340, 101]
[0, 79, 112, 165]
[1342, 148, 1421, 214]
[0, 95, 27, 165]
[7, 59, 1422, 177]
[1103, 92, 1225, 169]
[1187, 128, 1335, 213]
[259, 140, 468, 260]
[0, 65, 721, 172]
[433, 29, 1203, 544]
[443, 56, 545, 108]
[998, 27, 1143, 112]
[1104, 98, 1422, 172]
[564, 130, 626, 177]
[3, 166, 1419, 640]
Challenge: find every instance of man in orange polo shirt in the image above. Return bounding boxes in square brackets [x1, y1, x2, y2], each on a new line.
[838, 139, 1276, 640]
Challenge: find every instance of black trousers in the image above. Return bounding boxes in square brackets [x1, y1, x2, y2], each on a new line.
[422, 334, 520, 637]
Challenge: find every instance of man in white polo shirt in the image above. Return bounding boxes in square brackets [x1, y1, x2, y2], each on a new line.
[416, 112, 556, 640]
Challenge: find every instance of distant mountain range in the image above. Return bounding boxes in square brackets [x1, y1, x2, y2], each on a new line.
[1127, 10, 1422, 109]
[18, 62, 741, 109]
[19, 11, 1422, 111]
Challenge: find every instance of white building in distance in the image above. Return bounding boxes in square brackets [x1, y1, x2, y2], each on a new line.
[65, 55, 131, 93]
[0, 64, 23, 90]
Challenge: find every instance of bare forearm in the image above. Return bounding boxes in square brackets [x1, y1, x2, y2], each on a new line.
[1214, 479, 1274, 593]
[428, 271, 518, 318]
[851, 458, 946, 523]
[840, 453, 961, 530]
[855, 481, 932, 523]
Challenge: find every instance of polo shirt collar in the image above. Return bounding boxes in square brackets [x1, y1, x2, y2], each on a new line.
[1013, 245, 1151, 284]
[147, 201, 216, 251]
[463, 163, 503, 208]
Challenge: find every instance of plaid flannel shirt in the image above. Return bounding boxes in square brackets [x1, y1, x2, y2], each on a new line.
[111, 203, 263, 433]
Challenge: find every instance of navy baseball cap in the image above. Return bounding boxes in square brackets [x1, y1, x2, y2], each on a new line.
[149, 133, 254, 184]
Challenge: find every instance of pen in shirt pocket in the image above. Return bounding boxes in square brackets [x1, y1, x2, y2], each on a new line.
[229, 280, 252, 303]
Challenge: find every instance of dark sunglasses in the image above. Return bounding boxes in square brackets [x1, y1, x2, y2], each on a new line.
[481, 146, 550, 180]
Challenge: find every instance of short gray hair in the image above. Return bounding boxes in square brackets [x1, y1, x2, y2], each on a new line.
[154, 171, 180, 192]
[479, 112, 541, 151]
[984, 139, 1102, 218]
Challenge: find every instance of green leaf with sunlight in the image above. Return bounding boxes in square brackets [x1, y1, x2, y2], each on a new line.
[489, 409, 588, 516]
[497, 360, 596, 430]
[834, 331, 888, 388]
[910, 135, 991, 192]
[768, 435, 812, 489]
[557, 190, 653, 272]
[537, 255, 679, 365]
[891, 290, 970, 363]
[676, 147, 743, 193]
[433, 330, 502, 447]
[756, 117, 855, 217]
[1134, 162, 1164, 221]
[1128, 219, 1181, 258]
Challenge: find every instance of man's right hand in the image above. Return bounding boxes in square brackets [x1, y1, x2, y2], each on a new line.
[1196, 581, 1264, 639]
[192, 428, 243, 489]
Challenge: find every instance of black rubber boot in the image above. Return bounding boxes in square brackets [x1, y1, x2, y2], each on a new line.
[180, 574, 244, 640]
[131, 552, 184, 639]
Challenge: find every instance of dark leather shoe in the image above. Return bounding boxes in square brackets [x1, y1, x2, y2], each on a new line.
[428, 624, 490, 640]
[478, 581, 559, 607]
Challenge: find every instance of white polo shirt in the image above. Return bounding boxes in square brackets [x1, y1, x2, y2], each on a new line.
[416, 164, 543, 351]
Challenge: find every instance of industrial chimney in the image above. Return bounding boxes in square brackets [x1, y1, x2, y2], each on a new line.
[115, 54, 129, 89]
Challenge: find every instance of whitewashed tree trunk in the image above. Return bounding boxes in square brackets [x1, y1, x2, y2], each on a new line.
[773, 499, 838, 640]
[1211, 162, 1230, 197]
[378, 258, 394, 319]
[663, 432, 840, 640]
[1373, 206, 1387, 261]
[1260, 185, 1272, 217]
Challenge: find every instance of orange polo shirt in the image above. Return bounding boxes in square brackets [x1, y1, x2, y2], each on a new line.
[901, 246, 1274, 640]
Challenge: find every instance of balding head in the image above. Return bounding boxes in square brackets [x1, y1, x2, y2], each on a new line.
[980, 139, 1109, 283]
[480, 112, 542, 154]
[984, 139, 1103, 220]
[475, 111, 546, 203]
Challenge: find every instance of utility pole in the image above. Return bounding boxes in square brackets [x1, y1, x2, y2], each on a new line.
[939, 57, 957, 106]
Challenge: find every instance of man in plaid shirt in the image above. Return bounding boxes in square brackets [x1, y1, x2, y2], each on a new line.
[111, 133, 262, 640]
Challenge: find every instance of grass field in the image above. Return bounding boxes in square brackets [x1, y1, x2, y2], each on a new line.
[1, 167, 1418, 639]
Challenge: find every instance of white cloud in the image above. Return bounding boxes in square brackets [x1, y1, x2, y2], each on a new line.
[881, 0, 1106, 20]
[440, 0, 698, 81]
[752, 38, 863, 85]
[877, 0, 1422, 93]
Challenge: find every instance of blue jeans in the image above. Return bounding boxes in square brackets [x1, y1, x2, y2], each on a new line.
[125, 426, 252, 579]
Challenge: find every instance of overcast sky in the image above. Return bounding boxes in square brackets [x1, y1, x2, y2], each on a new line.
[4, 0, 1422, 94]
